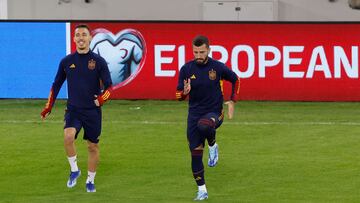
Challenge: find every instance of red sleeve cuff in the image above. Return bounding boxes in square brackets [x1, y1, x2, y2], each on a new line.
[45, 88, 55, 109]
[98, 86, 113, 106]
[176, 90, 187, 101]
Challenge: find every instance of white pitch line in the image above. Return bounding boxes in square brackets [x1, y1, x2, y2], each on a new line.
[1, 120, 360, 126]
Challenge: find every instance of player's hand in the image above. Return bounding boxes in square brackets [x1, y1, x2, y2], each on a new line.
[95, 88, 112, 106]
[225, 100, 235, 119]
[40, 108, 51, 120]
[94, 95, 100, 107]
[183, 78, 191, 95]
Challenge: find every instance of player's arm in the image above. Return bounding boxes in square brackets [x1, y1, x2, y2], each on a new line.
[222, 66, 240, 119]
[230, 76, 240, 102]
[40, 63, 66, 120]
[224, 77, 240, 119]
[95, 58, 113, 106]
[222, 65, 240, 102]
[176, 67, 190, 101]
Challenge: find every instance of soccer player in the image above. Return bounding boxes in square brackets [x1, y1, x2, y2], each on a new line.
[40, 24, 113, 193]
[176, 35, 240, 201]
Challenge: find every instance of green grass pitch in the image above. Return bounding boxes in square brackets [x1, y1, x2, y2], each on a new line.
[1, 99, 360, 202]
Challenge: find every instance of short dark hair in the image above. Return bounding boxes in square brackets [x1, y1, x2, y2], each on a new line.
[75, 24, 91, 33]
[192, 35, 209, 48]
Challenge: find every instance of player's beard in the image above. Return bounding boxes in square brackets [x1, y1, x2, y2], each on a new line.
[195, 56, 208, 65]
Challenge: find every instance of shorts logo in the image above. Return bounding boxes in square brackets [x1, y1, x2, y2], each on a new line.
[90, 28, 147, 88]
[88, 59, 96, 70]
[209, 69, 216, 80]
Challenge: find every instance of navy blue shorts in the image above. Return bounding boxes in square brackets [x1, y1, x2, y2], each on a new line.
[64, 107, 102, 144]
[187, 111, 223, 150]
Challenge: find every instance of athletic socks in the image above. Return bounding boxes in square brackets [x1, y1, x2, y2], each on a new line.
[198, 184, 207, 193]
[68, 156, 97, 184]
[191, 149, 205, 186]
[67, 155, 79, 172]
[86, 171, 96, 183]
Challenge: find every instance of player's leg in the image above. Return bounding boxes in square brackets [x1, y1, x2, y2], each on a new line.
[86, 141, 98, 192]
[197, 112, 223, 167]
[64, 110, 82, 188]
[192, 145, 208, 201]
[64, 128, 77, 157]
[82, 108, 101, 193]
[188, 115, 208, 200]
[87, 141, 99, 173]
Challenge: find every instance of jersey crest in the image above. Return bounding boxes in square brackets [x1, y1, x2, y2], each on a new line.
[88, 59, 96, 70]
[190, 74, 196, 79]
[70, 64, 76, 69]
[209, 69, 216, 80]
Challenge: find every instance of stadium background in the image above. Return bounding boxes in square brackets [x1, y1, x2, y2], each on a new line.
[1, 22, 360, 101]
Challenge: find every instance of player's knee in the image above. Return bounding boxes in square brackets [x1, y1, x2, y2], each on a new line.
[64, 128, 76, 143]
[197, 118, 215, 134]
[64, 136, 74, 146]
[87, 143, 98, 153]
[64, 132, 75, 145]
